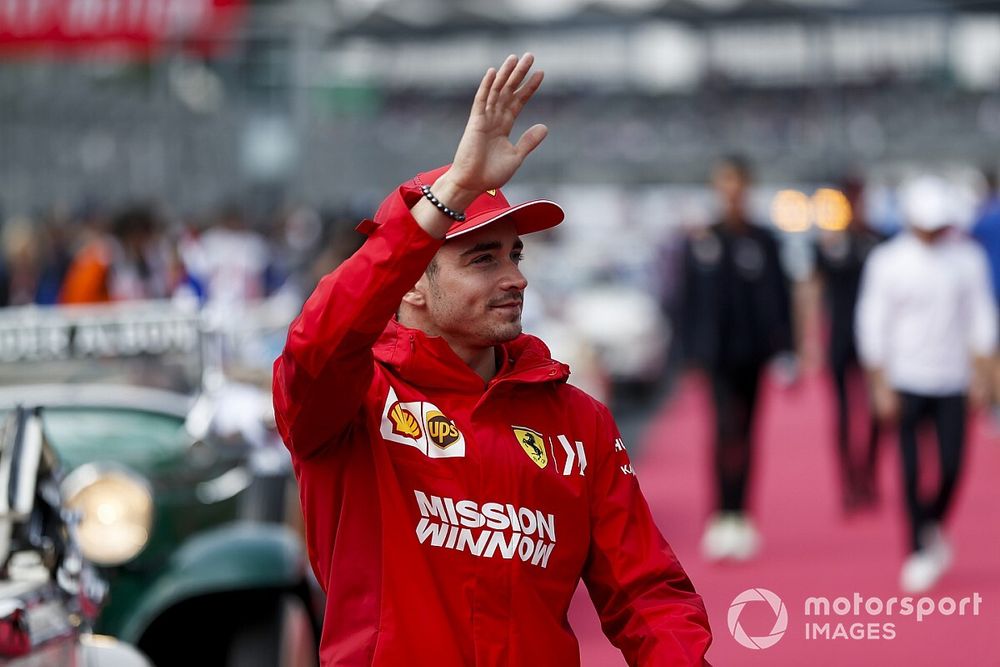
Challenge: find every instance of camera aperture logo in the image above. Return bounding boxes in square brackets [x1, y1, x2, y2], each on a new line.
[727, 588, 983, 648]
[728, 588, 789, 649]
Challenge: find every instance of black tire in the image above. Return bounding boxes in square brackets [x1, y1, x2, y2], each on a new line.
[226, 594, 317, 667]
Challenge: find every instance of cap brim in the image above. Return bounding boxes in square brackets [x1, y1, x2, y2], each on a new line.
[909, 220, 951, 232]
[444, 199, 564, 239]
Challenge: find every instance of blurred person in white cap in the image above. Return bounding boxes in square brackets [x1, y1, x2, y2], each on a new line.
[856, 174, 997, 593]
[273, 54, 712, 666]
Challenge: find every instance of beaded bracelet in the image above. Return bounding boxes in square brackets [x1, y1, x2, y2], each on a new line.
[420, 184, 466, 222]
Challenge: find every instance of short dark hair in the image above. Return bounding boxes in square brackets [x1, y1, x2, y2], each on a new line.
[425, 256, 439, 279]
[112, 205, 157, 240]
[716, 154, 753, 181]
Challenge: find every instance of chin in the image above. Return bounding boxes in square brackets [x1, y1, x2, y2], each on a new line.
[486, 323, 523, 345]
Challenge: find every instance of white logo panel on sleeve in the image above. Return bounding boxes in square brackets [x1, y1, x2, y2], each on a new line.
[380, 387, 465, 459]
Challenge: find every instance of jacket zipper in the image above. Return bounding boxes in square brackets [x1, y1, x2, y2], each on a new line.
[476, 361, 565, 413]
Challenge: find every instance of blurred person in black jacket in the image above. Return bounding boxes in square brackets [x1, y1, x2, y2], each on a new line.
[810, 178, 885, 513]
[678, 155, 793, 562]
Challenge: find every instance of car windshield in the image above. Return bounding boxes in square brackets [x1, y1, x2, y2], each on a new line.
[0, 301, 204, 395]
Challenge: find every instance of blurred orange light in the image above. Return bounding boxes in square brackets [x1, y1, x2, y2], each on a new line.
[771, 190, 812, 233]
[813, 188, 853, 231]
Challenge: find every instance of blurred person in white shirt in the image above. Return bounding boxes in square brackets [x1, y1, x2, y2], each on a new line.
[856, 175, 997, 593]
[194, 203, 271, 310]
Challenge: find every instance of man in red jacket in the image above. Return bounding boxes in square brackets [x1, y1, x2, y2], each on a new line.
[273, 53, 712, 666]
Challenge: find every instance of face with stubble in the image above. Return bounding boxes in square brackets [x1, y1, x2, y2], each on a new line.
[712, 161, 750, 221]
[405, 219, 528, 349]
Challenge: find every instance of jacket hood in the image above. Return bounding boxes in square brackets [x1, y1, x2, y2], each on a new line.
[373, 318, 570, 391]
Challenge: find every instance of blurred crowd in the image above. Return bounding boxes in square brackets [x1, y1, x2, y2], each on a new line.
[0, 200, 365, 312]
[659, 160, 1000, 596]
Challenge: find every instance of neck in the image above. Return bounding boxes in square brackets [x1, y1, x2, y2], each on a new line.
[722, 211, 746, 228]
[912, 228, 945, 244]
[445, 337, 498, 383]
[397, 310, 499, 382]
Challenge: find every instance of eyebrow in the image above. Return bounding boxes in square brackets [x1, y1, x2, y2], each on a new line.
[459, 239, 524, 257]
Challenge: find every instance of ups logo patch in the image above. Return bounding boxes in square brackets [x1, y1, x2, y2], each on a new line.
[426, 410, 461, 449]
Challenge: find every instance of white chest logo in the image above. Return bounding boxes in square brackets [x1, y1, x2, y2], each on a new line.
[381, 387, 466, 458]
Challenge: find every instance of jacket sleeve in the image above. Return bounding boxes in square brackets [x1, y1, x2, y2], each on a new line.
[272, 188, 443, 459]
[582, 401, 713, 666]
[855, 246, 889, 370]
[965, 244, 998, 358]
[677, 236, 699, 365]
[764, 230, 794, 356]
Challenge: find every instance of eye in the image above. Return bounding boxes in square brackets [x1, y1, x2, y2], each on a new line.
[471, 254, 494, 264]
[511, 252, 525, 263]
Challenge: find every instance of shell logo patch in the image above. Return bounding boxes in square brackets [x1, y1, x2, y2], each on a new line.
[380, 387, 465, 459]
[389, 402, 422, 440]
[512, 426, 548, 469]
[486, 189, 497, 197]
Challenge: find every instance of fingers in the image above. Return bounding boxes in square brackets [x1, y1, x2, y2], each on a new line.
[486, 54, 518, 110]
[504, 53, 535, 97]
[510, 70, 544, 115]
[472, 67, 497, 114]
[483, 53, 543, 118]
[514, 123, 548, 160]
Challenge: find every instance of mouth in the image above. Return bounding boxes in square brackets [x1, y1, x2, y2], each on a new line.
[490, 299, 523, 313]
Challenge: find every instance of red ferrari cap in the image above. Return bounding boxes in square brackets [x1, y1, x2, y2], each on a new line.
[356, 164, 564, 239]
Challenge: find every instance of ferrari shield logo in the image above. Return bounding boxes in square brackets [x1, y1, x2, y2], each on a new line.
[486, 189, 497, 197]
[512, 426, 548, 469]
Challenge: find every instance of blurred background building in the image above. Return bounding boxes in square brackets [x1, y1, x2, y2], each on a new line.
[4, 0, 1000, 209]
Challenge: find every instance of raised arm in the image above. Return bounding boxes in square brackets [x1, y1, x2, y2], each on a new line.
[272, 53, 549, 459]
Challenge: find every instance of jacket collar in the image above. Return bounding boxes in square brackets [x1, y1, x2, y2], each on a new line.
[373, 318, 570, 392]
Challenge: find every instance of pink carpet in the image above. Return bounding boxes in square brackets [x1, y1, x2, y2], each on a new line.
[568, 371, 1000, 666]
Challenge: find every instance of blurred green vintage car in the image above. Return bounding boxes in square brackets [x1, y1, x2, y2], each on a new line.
[0, 301, 319, 667]
[1, 406, 154, 667]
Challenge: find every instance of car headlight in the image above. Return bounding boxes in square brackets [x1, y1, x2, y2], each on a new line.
[61, 464, 153, 566]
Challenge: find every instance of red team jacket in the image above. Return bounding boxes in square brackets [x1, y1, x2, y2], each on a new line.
[273, 182, 712, 666]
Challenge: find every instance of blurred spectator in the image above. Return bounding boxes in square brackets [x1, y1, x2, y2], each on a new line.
[172, 212, 210, 305]
[304, 210, 366, 294]
[59, 205, 172, 303]
[186, 203, 271, 309]
[677, 155, 793, 562]
[35, 210, 78, 305]
[856, 175, 997, 593]
[1, 218, 41, 306]
[810, 177, 885, 513]
[970, 167, 1000, 422]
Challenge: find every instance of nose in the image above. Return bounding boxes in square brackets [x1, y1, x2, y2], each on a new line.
[501, 261, 528, 292]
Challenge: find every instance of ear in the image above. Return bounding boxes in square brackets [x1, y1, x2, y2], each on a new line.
[401, 275, 429, 308]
